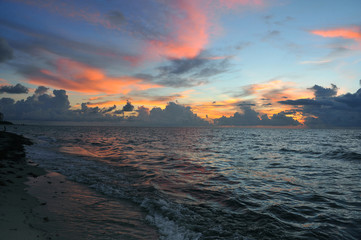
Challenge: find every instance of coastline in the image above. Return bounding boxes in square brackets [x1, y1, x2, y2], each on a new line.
[0, 131, 159, 239]
[0, 131, 52, 239]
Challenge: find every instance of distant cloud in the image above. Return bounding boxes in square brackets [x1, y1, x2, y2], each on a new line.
[122, 100, 134, 112]
[279, 84, 361, 127]
[0, 87, 209, 126]
[311, 27, 361, 41]
[0, 83, 28, 94]
[0, 86, 122, 121]
[215, 105, 300, 126]
[0, 37, 13, 63]
[141, 102, 209, 126]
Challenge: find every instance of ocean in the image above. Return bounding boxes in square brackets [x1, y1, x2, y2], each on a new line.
[12, 126, 361, 239]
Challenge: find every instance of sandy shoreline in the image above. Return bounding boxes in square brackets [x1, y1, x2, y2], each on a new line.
[0, 131, 53, 240]
[0, 131, 159, 240]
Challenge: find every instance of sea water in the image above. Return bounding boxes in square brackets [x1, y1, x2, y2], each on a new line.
[12, 126, 361, 239]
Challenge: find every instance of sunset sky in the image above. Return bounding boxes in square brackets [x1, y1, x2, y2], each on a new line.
[1, 0, 361, 126]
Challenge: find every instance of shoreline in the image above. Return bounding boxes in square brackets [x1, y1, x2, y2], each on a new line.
[0, 131, 159, 239]
[0, 131, 53, 239]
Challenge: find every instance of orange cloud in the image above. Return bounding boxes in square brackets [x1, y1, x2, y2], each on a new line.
[148, 0, 265, 60]
[311, 27, 361, 41]
[190, 80, 313, 122]
[191, 98, 240, 119]
[149, 0, 209, 59]
[28, 58, 161, 94]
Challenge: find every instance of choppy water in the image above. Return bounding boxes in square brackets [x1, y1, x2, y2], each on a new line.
[12, 126, 361, 239]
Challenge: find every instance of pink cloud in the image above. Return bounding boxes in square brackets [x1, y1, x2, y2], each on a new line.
[28, 58, 161, 94]
[147, 0, 265, 60]
[13, 0, 266, 62]
[311, 27, 361, 41]
[149, 0, 209, 59]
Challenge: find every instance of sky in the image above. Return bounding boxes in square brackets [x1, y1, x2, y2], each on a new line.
[0, 0, 361, 127]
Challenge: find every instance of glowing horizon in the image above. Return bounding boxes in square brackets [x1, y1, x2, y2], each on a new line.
[1, 0, 361, 127]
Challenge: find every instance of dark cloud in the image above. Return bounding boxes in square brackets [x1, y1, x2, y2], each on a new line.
[0, 89, 70, 121]
[158, 58, 208, 75]
[279, 84, 361, 127]
[122, 100, 135, 112]
[309, 84, 338, 99]
[0, 83, 28, 94]
[0, 88, 126, 122]
[0, 86, 209, 126]
[215, 105, 300, 126]
[238, 102, 256, 107]
[115, 102, 209, 126]
[143, 52, 231, 88]
[0, 37, 13, 63]
[145, 102, 209, 126]
[278, 99, 322, 106]
[35, 86, 49, 95]
[106, 11, 125, 26]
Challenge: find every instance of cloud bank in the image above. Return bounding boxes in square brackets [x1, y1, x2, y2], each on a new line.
[0, 86, 209, 126]
[1, 84, 360, 128]
[215, 104, 300, 126]
[279, 84, 361, 127]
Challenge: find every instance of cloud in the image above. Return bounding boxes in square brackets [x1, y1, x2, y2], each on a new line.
[105, 11, 125, 26]
[0, 83, 28, 94]
[34, 86, 49, 95]
[122, 100, 134, 112]
[143, 102, 209, 126]
[311, 27, 361, 41]
[0, 86, 122, 121]
[231, 80, 314, 110]
[18, 58, 161, 94]
[0, 87, 210, 126]
[0, 19, 136, 69]
[145, 52, 231, 87]
[309, 84, 338, 99]
[0, 37, 13, 63]
[262, 30, 280, 41]
[278, 99, 322, 106]
[279, 84, 361, 127]
[0, 87, 70, 121]
[215, 104, 300, 126]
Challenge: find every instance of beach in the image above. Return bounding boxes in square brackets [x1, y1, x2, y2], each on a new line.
[0, 131, 51, 239]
